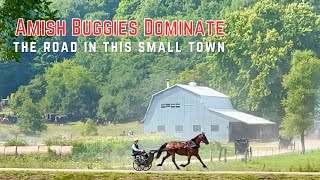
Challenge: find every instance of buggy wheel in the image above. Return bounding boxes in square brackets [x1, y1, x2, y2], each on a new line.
[133, 159, 144, 171]
[143, 162, 152, 171]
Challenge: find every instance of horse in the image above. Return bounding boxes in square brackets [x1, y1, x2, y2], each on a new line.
[278, 135, 294, 149]
[155, 132, 209, 170]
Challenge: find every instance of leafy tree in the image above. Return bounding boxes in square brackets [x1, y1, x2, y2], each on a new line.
[41, 60, 100, 119]
[174, 63, 211, 86]
[207, 0, 320, 122]
[10, 75, 46, 113]
[281, 50, 320, 154]
[16, 98, 47, 133]
[0, 0, 58, 61]
[83, 118, 98, 136]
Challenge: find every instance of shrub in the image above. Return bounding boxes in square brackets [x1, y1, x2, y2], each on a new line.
[44, 137, 73, 146]
[83, 118, 98, 136]
[5, 139, 27, 146]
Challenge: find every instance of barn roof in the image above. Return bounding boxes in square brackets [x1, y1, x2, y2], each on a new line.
[207, 108, 276, 125]
[152, 82, 228, 98]
[177, 84, 228, 97]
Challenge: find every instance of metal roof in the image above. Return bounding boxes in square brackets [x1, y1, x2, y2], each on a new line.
[208, 108, 276, 125]
[177, 84, 228, 97]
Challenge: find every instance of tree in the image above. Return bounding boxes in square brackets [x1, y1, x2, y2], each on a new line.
[10, 75, 46, 113]
[16, 98, 47, 133]
[41, 60, 100, 119]
[281, 50, 320, 154]
[0, 0, 58, 61]
[83, 118, 98, 136]
[207, 0, 320, 122]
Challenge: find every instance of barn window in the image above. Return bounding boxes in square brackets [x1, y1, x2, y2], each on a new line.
[175, 125, 183, 132]
[157, 125, 165, 132]
[161, 103, 181, 108]
[211, 125, 219, 131]
[193, 125, 201, 132]
[171, 103, 180, 108]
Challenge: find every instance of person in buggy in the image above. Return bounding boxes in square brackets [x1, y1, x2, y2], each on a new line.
[132, 138, 148, 159]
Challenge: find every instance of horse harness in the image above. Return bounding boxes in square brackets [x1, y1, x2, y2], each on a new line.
[183, 141, 199, 149]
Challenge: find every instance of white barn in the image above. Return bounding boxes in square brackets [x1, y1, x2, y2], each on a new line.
[143, 82, 277, 142]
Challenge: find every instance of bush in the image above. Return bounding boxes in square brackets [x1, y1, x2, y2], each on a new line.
[44, 137, 73, 146]
[5, 139, 27, 146]
[83, 118, 98, 136]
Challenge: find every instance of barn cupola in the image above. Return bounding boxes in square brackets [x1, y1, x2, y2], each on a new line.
[188, 82, 197, 87]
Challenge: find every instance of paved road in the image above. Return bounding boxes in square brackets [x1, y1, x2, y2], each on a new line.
[0, 168, 319, 175]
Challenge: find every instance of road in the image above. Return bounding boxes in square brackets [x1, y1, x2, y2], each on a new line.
[0, 168, 319, 175]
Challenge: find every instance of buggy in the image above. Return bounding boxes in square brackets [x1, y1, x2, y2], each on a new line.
[132, 149, 157, 171]
[278, 136, 295, 150]
[234, 138, 252, 163]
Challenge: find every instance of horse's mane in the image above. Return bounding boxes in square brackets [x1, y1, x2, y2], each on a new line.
[191, 134, 200, 142]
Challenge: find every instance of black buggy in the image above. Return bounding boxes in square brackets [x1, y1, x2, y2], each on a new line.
[234, 138, 252, 163]
[278, 136, 295, 150]
[132, 149, 158, 171]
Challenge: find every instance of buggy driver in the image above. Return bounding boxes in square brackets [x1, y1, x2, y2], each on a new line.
[132, 138, 148, 159]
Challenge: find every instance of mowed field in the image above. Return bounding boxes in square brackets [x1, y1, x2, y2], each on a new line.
[0, 121, 144, 144]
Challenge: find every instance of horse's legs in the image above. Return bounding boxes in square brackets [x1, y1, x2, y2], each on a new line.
[195, 154, 207, 168]
[157, 152, 170, 166]
[180, 155, 191, 167]
[171, 152, 180, 170]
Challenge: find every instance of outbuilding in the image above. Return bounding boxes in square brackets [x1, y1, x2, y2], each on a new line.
[143, 82, 277, 142]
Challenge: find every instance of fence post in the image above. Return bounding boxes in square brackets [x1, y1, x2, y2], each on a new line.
[265, 148, 267, 156]
[272, 147, 273, 156]
[210, 148, 213, 162]
[257, 147, 259, 159]
[224, 148, 227, 162]
[218, 148, 222, 162]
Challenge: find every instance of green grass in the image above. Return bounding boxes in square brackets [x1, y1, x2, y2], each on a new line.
[0, 171, 318, 180]
[42, 121, 144, 139]
[0, 122, 144, 144]
[0, 150, 320, 172]
[151, 150, 320, 172]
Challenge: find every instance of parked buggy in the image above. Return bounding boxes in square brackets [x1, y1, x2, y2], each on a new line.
[132, 149, 158, 171]
[278, 136, 295, 150]
[234, 138, 252, 163]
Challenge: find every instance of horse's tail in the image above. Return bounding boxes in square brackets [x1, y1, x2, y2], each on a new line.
[156, 142, 167, 159]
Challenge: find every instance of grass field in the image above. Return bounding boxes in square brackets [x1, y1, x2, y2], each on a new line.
[0, 121, 144, 144]
[0, 149, 319, 172]
[149, 150, 320, 172]
[0, 171, 318, 180]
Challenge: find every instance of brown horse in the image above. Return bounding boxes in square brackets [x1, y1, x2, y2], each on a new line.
[155, 132, 209, 170]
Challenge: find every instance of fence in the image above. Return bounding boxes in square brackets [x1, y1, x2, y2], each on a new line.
[0, 146, 72, 156]
[208, 140, 320, 163]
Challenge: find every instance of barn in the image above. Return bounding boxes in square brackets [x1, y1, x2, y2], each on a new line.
[143, 82, 278, 142]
